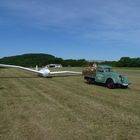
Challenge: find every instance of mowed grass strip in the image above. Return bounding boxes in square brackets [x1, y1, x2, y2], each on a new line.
[0, 68, 140, 140]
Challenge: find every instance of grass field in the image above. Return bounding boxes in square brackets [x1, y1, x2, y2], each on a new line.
[0, 67, 140, 140]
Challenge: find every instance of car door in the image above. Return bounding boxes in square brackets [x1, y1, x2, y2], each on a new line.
[95, 68, 106, 83]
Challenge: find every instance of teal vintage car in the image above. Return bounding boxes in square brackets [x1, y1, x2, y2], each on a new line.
[84, 65, 130, 89]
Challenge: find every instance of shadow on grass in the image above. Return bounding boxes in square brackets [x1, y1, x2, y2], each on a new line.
[0, 87, 5, 90]
[84, 81, 130, 89]
[0, 76, 40, 79]
[0, 74, 82, 79]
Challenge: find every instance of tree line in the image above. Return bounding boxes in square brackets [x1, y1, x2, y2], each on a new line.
[0, 54, 139, 67]
[117, 57, 140, 67]
[99, 57, 140, 67]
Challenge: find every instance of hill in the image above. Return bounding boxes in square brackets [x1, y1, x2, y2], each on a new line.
[0, 53, 63, 67]
[0, 53, 87, 67]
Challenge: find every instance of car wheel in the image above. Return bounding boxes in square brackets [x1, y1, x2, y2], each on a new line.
[106, 79, 115, 89]
[87, 78, 95, 84]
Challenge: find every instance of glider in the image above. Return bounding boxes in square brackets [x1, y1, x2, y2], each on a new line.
[0, 64, 82, 77]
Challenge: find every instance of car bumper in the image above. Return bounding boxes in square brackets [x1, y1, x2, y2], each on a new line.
[121, 83, 128, 86]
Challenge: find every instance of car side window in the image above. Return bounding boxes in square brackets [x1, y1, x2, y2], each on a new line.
[98, 68, 104, 72]
[104, 68, 110, 72]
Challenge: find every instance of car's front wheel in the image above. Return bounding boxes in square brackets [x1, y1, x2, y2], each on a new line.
[106, 79, 115, 89]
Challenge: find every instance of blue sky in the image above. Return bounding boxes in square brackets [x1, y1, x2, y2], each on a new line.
[0, 0, 140, 60]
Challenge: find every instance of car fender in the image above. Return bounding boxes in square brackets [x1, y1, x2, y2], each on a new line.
[105, 77, 117, 84]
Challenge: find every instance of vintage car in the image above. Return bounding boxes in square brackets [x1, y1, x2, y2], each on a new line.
[83, 65, 130, 89]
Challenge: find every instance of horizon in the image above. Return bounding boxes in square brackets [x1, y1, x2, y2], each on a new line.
[0, 53, 138, 62]
[0, 0, 140, 60]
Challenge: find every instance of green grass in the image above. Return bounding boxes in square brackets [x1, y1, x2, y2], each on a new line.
[0, 67, 140, 140]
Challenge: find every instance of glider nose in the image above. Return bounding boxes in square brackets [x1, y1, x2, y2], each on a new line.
[39, 68, 50, 77]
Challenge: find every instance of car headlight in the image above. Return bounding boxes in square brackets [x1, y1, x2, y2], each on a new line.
[119, 75, 123, 81]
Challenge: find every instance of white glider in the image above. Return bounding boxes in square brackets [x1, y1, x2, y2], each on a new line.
[0, 64, 82, 77]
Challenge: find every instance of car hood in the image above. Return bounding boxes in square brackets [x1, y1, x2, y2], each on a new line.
[108, 71, 124, 76]
[109, 71, 130, 84]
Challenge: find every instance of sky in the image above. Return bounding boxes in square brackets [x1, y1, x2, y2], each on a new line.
[0, 0, 140, 60]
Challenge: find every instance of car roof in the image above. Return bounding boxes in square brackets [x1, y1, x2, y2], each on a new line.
[98, 65, 112, 69]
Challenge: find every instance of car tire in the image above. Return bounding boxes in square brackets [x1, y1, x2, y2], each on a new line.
[87, 78, 95, 84]
[106, 79, 115, 89]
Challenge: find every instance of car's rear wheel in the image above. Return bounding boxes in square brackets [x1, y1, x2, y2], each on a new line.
[106, 79, 115, 89]
[88, 78, 95, 84]
[85, 77, 95, 84]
